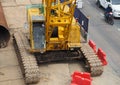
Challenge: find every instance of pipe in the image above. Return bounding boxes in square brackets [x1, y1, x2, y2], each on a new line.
[0, 3, 10, 48]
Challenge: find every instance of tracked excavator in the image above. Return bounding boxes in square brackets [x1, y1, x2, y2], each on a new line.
[13, 0, 103, 84]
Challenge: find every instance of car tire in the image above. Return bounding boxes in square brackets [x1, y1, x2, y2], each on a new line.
[96, 0, 101, 8]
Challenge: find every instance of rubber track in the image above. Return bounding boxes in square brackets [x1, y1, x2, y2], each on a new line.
[13, 31, 40, 84]
[80, 43, 103, 76]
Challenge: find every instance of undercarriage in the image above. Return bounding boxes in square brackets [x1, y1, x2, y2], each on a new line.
[13, 31, 103, 84]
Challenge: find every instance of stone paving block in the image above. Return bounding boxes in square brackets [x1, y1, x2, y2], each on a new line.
[3, 6, 26, 29]
[0, 79, 25, 85]
[0, 66, 23, 81]
[68, 61, 85, 74]
[0, 50, 18, 67]
[36, 63, 70, 85]
[0, 40, 18, 67]
[30, 0, 42, 4]
[0, 0, 16, 7]
[15, 0, 31, 5]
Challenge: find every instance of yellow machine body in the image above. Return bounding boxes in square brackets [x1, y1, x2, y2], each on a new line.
[13, 1, 103, 81]
[27, 0, 81, 53]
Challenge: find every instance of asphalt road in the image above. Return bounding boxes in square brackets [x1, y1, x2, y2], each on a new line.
[81, 0, 120, 77]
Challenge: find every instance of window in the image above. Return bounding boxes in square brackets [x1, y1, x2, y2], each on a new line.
[106, 0, 110, 2]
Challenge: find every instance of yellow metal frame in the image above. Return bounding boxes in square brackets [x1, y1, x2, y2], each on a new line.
[27, 8, 43, 50]
[28, 0, 81, 52]
[44, 0, 80, 50]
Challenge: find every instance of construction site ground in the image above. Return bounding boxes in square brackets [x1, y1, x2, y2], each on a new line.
[0, 0, 120, 85]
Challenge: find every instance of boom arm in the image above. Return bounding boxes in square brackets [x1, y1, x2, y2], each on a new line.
[43, 0, 77, 50]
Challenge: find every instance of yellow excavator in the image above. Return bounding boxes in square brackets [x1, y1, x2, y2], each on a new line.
[13, 0, 103, 84]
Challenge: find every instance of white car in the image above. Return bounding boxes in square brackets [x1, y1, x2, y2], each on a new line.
[96, 0, 120, 17]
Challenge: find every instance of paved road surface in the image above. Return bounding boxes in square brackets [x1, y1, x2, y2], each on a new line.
[81, 0, 120, 77]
